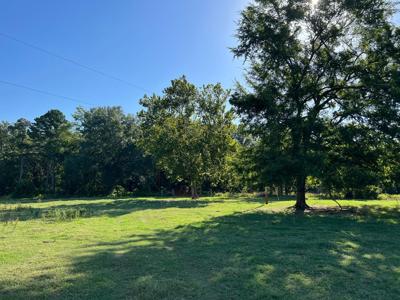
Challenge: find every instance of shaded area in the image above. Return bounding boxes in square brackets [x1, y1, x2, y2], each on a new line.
[1, 206, 399, 299]
[0, 198, 224, 222]
[0, 195, 226, 205]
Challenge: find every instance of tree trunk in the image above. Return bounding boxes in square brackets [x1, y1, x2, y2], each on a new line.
[191, 182, 198, 199]
[269, 184, 274, 197]
[264, 186, 269, 204]
[278, 184, 283, 197]
[51, 167, 56, 194]
[295, 175, 309, 210]
[18, 156, 25, 185]
[284, 184, 290, 196]
[46, 162, 50, 193]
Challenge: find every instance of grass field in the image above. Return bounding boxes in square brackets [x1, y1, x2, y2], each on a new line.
[0, 195, 399, 299]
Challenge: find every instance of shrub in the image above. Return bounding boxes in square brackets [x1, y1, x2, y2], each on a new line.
[110, 185, 128, 198]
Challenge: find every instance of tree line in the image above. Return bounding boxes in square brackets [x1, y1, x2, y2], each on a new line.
[1, 0, 399, 209]
[0, 79, 238, 198]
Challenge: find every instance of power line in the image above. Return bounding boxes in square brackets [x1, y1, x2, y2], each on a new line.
[0, 32, 150, 93]
[0, 79, 94, 106]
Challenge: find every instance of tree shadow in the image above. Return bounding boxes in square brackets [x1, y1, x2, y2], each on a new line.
[0, 196, 122, 205]
[0, 198, 222, 222]
[220, 194, 297, 203]
[1, 206, 399, 299]
[0, 195, 218, 205]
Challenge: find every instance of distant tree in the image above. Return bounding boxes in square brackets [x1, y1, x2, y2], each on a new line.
[9, 119, 32, 187]
[319, 124, 384, 198]
[139, 77, 235, 198]
[0, 122, 13, 195]
[231, 0, 399, 209]
[381, 140, 400, 194]
[0, 122, 11, 159]
[29, 110, 72, 194]
[73, 106, 152, 195]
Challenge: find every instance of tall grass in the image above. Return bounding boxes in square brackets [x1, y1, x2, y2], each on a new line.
[0, 205, 92, 223]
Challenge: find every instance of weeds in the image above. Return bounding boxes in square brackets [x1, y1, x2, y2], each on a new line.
[41, 207, 92, 222]
[0, 205, 92, 224]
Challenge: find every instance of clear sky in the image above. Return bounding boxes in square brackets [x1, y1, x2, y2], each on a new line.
[0, 0, 249, 122]
[1, 1, 399, 122]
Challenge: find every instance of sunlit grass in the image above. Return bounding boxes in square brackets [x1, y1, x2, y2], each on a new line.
[0, 195, 399, 299]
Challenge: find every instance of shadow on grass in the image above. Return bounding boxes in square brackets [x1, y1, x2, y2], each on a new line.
[0, 194, 289, 223]
[1, 206, 399, 299]
[0, 195, 220, 205]
[0, 199, 223, 222]
[221, 194, 297, 203]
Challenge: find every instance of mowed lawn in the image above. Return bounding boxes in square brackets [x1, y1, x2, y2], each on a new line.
[0, 195, 399, 299]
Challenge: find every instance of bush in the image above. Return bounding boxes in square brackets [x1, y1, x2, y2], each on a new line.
[34, 194, 45, 202]
[110, 185, 128, 198]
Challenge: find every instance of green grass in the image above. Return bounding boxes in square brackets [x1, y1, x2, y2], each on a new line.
[0, 195, 399, 299]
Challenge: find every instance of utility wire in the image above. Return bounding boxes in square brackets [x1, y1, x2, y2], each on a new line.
[0, 32, 150, 93]
[0, 79, 94, 106]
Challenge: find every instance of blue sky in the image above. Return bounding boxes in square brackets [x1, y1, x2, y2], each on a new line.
[0, 0, 249, 122]
[1, 1, 399, 122]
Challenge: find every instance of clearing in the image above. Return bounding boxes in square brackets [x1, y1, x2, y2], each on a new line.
[0, 195, 399, 299]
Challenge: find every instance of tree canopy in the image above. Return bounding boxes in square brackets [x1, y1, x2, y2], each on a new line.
[230, 0, 400, 209]
[138, 77, 235, 198]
